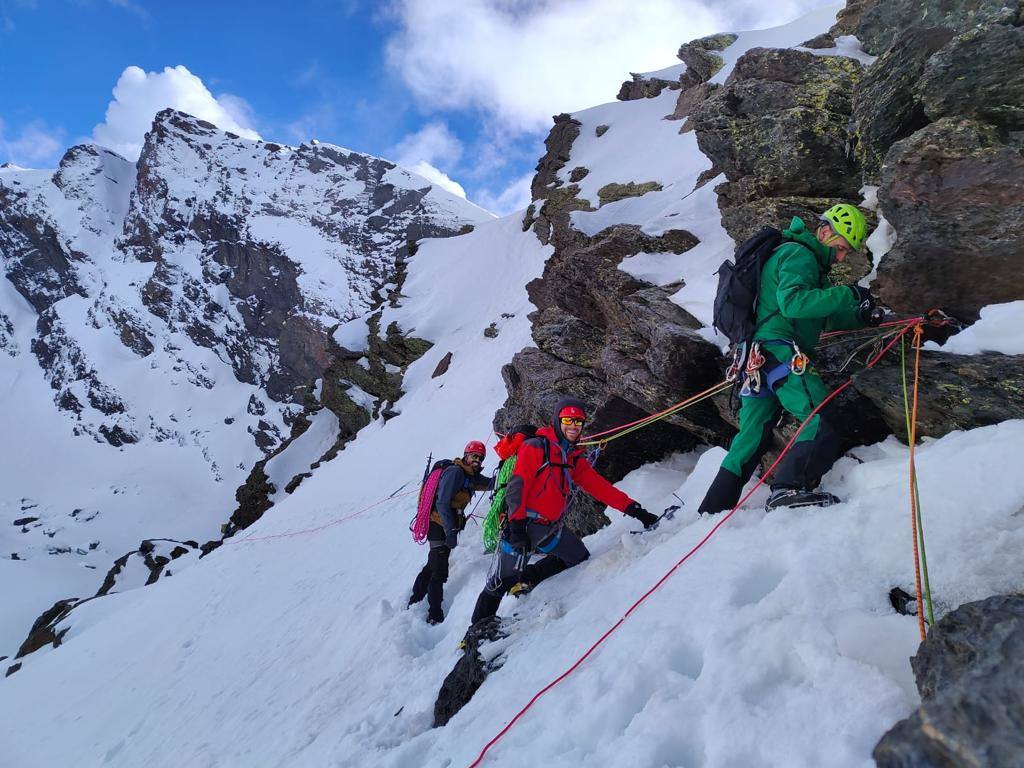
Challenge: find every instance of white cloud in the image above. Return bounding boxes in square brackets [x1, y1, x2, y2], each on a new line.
[386, 0, 835, 134]
[474, 172, 534, 216]
[92, 65, 261, 160]
[390, 121, 468, 198]
[0, 117, 64, 168]
[407, 160, 467, 198]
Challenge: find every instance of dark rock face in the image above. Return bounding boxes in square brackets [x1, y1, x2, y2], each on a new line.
[677, 34, 737, 89]
[496, 216, 725, 534]
[14, 598, 78, 660]
[919, 20, 1024, 131]
[854, 351, 1024, 439]
[857, 0, 1019, 56]
[873, 594, 1024, 767]
[691, 47, 864, 242]
[0, 185, 85, 313]
[526, 114, 594, 246]
[617, 74, 678, 101]
[875, 118, 1024, 321]
[433, 618, 509, 728]
[853, 27, 957, 183]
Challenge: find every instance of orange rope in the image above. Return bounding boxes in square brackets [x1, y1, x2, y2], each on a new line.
[908, 325, 926, 642]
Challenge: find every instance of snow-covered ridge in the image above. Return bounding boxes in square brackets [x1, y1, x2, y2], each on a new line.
[0, 109, 489, 660]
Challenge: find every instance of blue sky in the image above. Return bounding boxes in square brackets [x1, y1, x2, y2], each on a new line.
[0, 0, 834, 213]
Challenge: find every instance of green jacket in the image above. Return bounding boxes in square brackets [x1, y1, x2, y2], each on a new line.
[753, 217, 863, 358]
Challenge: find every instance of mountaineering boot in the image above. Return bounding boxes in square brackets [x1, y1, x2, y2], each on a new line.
[765, 487, 840, 511]
[427, 608, 445, 625]
[508, 581, 533, 598]
[889, 587, 918, 617]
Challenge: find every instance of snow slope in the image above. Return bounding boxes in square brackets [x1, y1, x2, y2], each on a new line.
[0, 117, 490, 660]
[1, 206, 1022, 766]
[2, 7, 1023, 768]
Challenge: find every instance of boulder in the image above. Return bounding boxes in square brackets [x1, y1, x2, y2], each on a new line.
[875, 118, 1024, 321]
[853, 351, 1024, 440]
[856, 0, 1019, 56]
[693, 47, 863, 203]
[677, 34, 737, 89]
[873, 594, 1024, 767]
[853, 26, 957, 183]
[617, 74, 677, 101]
[918, 20, 1024, 131]
[433, 618, 509, 728]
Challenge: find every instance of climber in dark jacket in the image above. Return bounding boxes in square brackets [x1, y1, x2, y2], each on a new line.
[409, 441, 493, 624]
[699, 204, 882, 515]
[469, 397, 659, 626]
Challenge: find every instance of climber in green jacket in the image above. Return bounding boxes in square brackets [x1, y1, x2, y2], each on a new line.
[699, 204, 882, 514]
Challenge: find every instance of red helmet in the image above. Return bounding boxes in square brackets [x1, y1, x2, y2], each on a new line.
[464, 440, 486, 456]
[558, 405, 586, 421]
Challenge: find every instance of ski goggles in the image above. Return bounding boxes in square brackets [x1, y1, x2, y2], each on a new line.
[558, 416, 586, 426]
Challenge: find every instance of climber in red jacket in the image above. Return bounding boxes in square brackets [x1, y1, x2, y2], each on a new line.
[469, 396, 658, 625]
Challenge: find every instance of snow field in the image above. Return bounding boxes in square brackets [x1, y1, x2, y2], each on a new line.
[2, 205, 1022, 768]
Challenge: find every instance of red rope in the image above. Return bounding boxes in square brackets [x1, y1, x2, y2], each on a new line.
[230, 488, 420, 544]
[466, 322, 920, 768]
[819, 316, 923, 339]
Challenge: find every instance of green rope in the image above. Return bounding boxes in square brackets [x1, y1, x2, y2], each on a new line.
[580, 382, 731, 447]
[901, 335, 936, 626]
[483, 456, 517, 553]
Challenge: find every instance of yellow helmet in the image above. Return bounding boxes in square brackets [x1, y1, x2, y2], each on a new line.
[821, 203, 868, 251]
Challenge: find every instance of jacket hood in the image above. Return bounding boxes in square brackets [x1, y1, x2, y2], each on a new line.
[550, 395, 588, 443]
[783, 216, 834, 268]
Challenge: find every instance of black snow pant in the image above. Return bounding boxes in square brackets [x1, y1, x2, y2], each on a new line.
[410, 522, 451, 622]
[470, 519, 590, 625]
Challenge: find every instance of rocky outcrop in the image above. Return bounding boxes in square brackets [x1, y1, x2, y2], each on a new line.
[496, 220, 725, 535]
[433, 618, 510, 728]
[678, 34, 737, 88]
[873, 594, 1024, 767]
[874, 118, 1024, 321]
[853, 27, 956, 183]
[8, 537, 200, 674]
[691, 47, 865, 243]
[856, 0, 1019, 56]
[854, 351, 1024, 439]
[524, 114, 594, 246]
[617, 74, 678, 101]
[918, 19, 1024, 132]
[226, 259, 433, 532]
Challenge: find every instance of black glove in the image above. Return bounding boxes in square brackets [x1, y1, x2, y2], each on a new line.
[505, 518, 530, 549]
[455, 510, 467, 532]
[849, 286, 881, 325]
[624, 501, 660, 530]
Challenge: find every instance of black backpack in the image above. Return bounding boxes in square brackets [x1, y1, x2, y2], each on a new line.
[712, 227, 782, 345]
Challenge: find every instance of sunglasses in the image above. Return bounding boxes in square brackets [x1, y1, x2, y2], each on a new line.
[559, 417, 586, 426]
[466, 453, 484, 463]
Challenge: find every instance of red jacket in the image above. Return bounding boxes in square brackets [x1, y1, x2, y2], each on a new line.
[504, 426, 633, 524]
